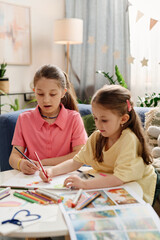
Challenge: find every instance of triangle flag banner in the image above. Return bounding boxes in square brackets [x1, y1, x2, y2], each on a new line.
[150, 18, 158, 30]
[136, 11, 144, 22]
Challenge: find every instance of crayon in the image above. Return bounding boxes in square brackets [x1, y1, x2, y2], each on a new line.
[71, 189, 83, 208]
[76, 192, 101, 210]
[13, 192, 39, 204]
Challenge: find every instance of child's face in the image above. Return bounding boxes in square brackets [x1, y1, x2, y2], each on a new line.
[34, 77, 66, 116]
[92, 103, 125, 141]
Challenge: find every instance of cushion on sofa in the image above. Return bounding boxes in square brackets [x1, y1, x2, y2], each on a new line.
[0, 109, 33, 171]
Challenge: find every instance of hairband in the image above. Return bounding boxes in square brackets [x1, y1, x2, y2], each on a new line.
[126, 99, 132, 112]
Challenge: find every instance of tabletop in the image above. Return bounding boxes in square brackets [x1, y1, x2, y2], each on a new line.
[0, 168, 143, 239]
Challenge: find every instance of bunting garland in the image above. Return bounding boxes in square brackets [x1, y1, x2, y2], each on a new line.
[133, 2, 159, 31]
[87, 1, 159, 68]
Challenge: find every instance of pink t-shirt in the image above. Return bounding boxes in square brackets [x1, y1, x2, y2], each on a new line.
[12, 104, 88, 161]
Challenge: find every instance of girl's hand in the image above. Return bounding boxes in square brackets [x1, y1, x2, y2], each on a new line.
[20, 159, 39, 175]
[39, 168, 53, 182]
[64, 175, 85, 189]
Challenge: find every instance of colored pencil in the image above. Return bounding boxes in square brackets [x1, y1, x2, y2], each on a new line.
[0, 187, 11, 196]
[15, 147, 37, 167]
[0, 192, 10, 200]
[77, 169, 95, 178]
[31, 191, 56, 203]
[13, 192, 39, 204]
[76, 192, 101, 210]
[22, 191, 48, 205]
[38, 188, 64, 200]
[71, 189, 83, 208]
[26, 191, 54, 204]
[34, 151, 48, 179]
[36, 189, 62, 203]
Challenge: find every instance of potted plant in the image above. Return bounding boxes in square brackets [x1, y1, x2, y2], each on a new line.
[0, 62, 9, 93]
[96, 65, 128, 89]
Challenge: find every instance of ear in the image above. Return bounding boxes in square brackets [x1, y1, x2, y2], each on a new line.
[121, 114, 130, 125]
[61, 88, 67, 98]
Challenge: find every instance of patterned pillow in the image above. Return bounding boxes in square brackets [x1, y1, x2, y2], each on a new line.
[145, 107, 160, 149]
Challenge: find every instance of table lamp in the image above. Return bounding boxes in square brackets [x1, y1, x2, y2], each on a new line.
[54, 18, 83, 74]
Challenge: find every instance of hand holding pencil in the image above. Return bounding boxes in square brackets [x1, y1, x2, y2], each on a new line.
[14, 147, 39, 175]
[35, 152, 52, 182]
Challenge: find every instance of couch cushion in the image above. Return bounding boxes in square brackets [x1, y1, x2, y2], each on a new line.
[82, 114, 96, 136]
[78, 104, 92, 116]
[0, 109, 32, 171]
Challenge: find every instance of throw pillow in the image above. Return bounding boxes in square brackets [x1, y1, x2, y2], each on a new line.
[82, 114, 96, 136]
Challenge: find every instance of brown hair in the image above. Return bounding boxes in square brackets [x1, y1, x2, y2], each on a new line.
[91, 85, 152, 165]
[33, 65, 78, 111]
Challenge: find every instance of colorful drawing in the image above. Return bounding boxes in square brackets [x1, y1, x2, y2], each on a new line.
[69, 210, 116, 221]
[128, 231, 160, 240]
[92, 190, 116, 207]
[1, 171, 70, 190]
[76, 231, 128, 240]
[106, 188, 138, 204]
[0, 201, 22, 207]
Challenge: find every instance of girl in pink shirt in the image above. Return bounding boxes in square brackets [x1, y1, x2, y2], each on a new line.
[9, 65, 87, 175]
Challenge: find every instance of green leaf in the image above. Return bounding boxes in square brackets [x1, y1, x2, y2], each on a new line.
[115, 65, 128, 88]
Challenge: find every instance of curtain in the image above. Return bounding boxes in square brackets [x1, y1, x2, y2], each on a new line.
[65, 0, 130, 101]
[129, 0, 160, 105]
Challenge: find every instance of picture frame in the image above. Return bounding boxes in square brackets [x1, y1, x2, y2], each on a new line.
[0, 2, 31, 65]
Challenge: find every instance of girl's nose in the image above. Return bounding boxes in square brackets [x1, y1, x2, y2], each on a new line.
[43, 94, 50, 102]
[95, 120, 101, 129]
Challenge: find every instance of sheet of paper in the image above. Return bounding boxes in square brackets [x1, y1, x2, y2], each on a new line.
[59, 187, 160, 240]
[60, 186, 145, 213]
[65, 204, 160, 240]
[0, 203, 58, 235]
[0, 171, 72, 190]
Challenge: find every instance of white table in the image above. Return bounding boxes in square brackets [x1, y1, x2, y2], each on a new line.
[0, 168, 143, 239]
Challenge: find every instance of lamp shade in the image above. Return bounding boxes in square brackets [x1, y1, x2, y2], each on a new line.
[54, 18, 83, 44]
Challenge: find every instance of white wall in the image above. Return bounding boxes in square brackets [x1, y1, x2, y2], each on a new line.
[1, 0, 65, 93]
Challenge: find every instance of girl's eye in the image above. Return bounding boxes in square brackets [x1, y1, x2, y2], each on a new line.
[102, 120, 107, 123]
[37, 93, 44, 96]
[50, 94, 56, 97]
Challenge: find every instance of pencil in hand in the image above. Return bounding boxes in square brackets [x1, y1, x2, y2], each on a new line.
[34, 151, 48, 179]
[15, 147, 37, 167]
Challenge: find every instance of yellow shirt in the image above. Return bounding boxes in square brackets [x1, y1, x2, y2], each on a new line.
[73, 128, 157, 205]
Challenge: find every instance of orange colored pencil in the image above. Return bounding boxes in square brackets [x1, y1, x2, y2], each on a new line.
[20, 191, 48, 205]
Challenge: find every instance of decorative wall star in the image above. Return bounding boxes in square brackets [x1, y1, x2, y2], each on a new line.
[113, 51, 120, 59]
[102, 44, 109, 53]
[128, 56, 135, 64]
[88, 36, 95, 44]
[141, 58, 148, 67]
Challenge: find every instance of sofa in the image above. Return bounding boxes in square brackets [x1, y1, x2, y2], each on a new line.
[0, 104, 151, 172]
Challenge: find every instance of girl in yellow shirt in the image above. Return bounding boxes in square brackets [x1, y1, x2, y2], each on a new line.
[39, 85, 157, 205]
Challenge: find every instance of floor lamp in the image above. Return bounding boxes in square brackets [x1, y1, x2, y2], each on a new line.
[54, 18, 83, 75]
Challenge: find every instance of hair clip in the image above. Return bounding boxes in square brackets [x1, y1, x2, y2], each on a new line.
[126, 99, 132, 112]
